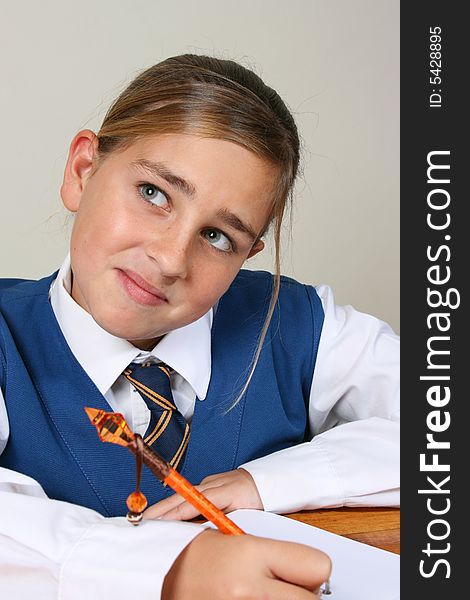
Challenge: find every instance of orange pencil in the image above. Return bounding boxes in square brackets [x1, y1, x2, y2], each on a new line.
[85, 407, 245, 535]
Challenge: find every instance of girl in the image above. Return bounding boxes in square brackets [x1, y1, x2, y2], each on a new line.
[0, 54, 398, 598]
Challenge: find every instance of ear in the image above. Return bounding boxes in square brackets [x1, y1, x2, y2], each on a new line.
[246, 238, 265, 259]
[60, 129, 99, 213]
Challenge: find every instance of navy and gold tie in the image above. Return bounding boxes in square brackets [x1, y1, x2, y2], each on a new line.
[123, 362, 190, 472]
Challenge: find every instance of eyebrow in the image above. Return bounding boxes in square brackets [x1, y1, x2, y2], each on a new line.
[215, 208, 258, 243]
[131, 158, 259, 243]
[132, 158, 196, 198]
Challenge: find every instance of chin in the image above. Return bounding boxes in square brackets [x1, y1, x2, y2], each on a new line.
[88, 310, 137, 340]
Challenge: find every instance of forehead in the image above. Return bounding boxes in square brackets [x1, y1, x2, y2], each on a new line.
[124, 133, 276, 180]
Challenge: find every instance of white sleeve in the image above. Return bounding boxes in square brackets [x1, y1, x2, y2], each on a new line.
[240, 285, 400, 513]
[0, 392, 206, 600]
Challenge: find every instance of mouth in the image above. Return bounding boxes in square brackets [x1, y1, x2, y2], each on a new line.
[117, 269, 168, 307]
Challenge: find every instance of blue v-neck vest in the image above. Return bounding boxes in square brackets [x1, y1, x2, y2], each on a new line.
[0, 269, 324, 517]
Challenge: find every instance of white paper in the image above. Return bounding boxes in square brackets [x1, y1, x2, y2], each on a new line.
[205, 509, 400, 600]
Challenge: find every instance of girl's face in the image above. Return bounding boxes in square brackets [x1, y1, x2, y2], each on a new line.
[61, 131, 276, 349]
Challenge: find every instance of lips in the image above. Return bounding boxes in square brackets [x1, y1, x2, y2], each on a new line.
[117, 269, 168, 306]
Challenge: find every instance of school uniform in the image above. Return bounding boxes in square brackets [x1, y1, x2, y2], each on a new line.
[0, 255, 399, 598]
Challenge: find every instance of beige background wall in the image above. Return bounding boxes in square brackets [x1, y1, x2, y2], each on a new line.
[0, 0, 399, 332]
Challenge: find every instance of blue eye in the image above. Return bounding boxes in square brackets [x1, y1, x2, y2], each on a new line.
[139, 184, 168, 208]
[203, 229, 233, 252]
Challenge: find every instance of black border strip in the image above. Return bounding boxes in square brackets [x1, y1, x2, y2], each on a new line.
[401, 2, 465, 595]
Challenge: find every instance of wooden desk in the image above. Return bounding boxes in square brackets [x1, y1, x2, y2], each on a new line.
[285, 507, 400, 555]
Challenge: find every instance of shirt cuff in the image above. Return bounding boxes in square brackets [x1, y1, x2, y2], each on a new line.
[60, 517, 207, 600]
[239, 438, 345, 513]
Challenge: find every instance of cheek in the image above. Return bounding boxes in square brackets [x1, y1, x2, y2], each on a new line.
[189, 260, 241, 308]
[71, 200, 140, 258]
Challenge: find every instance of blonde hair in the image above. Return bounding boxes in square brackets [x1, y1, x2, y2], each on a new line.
[96, 54, 300, 406]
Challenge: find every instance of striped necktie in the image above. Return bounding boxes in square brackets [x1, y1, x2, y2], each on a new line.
[123, 362, 190, 472]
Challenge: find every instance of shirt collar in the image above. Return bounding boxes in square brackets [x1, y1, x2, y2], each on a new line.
[49, 255, 213, 400]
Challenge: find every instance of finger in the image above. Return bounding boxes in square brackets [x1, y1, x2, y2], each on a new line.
[143, 493, 186, 519]
[159, 486, 233, 521]
[266, 539, 332, 592]
[144, 478, 228, 519]
[264, 579, 319, 600]
[198, 470, 240, 486]
[158, 500, 203, 521]
[199, 472, 225, 484]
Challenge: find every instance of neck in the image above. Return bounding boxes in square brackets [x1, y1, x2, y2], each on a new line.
[130, 336, 164, 351]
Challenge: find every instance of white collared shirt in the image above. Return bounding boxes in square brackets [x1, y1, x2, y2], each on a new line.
[49, 255, 212, 426]
[0, 257, 400, 599]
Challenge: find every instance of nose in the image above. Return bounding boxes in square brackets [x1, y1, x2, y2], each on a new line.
[145, 228, 192, 280]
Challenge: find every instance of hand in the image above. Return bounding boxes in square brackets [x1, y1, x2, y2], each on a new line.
[162, 529, 332, 600]
[143, 468, 263, 521]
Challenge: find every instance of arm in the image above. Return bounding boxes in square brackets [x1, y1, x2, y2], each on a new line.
[241, 284, 399, 512]
[0, 464, 205, 598]
[0, 392, 330, 599]
[0, 384, 205, 597]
